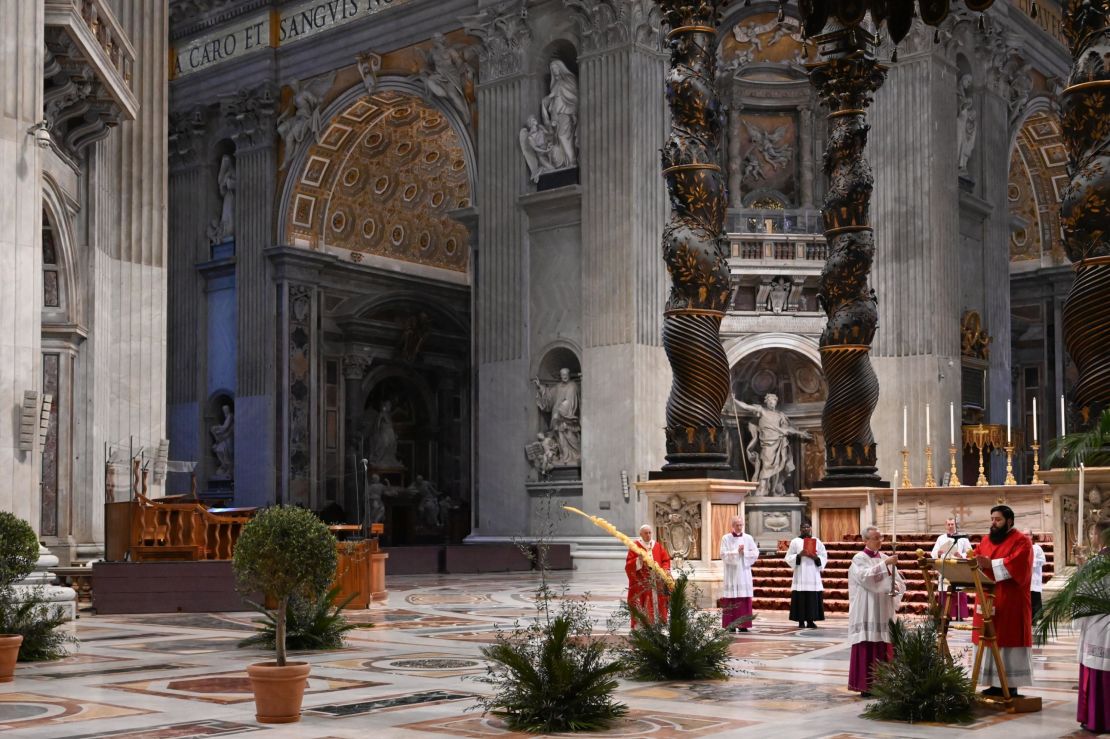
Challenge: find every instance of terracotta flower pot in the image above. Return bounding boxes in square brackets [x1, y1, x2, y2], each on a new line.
[246, 661, 311, 723]
[0, 634, 23, 683]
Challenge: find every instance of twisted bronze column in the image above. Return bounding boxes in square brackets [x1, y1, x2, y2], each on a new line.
[808, 29, 886, 486]
[658, 0, 732, 471]
[1060, 0, 1110, 428]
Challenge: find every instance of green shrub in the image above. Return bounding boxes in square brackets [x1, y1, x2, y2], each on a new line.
[0, 512, 40, 589]
[0, 588, 75, 661]
[863, 618, 976, 724]
[232, 506, 337, 666]
[619, 574, 733, 681]
[239, 585, 358, 651]
[477, 596, 627, 733]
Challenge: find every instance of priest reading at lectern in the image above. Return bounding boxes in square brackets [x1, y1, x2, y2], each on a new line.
[972, 504, 1035, 696]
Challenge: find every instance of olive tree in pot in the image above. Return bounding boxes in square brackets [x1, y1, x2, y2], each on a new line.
[232, 506, 337, 723]
[0, 512, 40, 682]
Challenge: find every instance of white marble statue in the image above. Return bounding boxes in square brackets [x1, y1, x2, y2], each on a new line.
[532, 368, 581, 467]
[519, 115, 560, 183]
[542, 60, 578, 169]
[367, 399, 403, 468]
[210, 404, 234, 478]
[956, 74, 978, 174]
[277, 71, 336, 170]
[525, 432, 560, 480]
[730, 393, 812, 496]
[207, 154, 235, 244]
[418, 33, 474, 125]
[362, 466, 391, 528]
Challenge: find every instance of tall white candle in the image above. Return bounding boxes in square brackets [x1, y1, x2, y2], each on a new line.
[892, 470, 899, 546]
[903, 405, 908, 448]
[1033, 396, 1038, 442]
[1079, 463, 1086, 550]
[950, 402, 955, 446]
[1007, 399, 1012, 444]
[1061, 394, 1067, 437]
[925, 404, 931, 446]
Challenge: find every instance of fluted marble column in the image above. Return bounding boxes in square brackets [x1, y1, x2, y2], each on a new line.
[579, 40, 669, 533]
[869, 42, 961, 486]
[0, 0, 44, 530]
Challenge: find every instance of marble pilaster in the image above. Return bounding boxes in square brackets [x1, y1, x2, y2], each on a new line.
[869, 44, 961, 486]
[0, 0, 45, 531]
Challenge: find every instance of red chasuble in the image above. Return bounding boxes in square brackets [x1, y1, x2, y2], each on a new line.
[625, 540, 672, 626]
[972, 528, 1033, 648]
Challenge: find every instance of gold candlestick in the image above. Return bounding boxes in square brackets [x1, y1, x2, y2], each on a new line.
[947, 444, 961, 486]
[900, 447, 913, 487]
[1004, 444, 1017, 485]
[924, 445, 937, 487]
[1030, 442, 1042, 484]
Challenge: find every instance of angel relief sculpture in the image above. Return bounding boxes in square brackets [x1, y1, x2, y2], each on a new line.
[277, 71, 336, 169]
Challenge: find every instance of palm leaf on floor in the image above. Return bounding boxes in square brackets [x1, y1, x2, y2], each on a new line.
[478, 609, 627, 733]
[621, 574, 732, 681]
[864, 618, 976, 724]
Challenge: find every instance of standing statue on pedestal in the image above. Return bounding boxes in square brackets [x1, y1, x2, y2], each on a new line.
[207, 154, 236, 245]
[956, 73, 978, 175]
[542, 60, 578, 170]
[366, 399, 403, 468]
[532, 368, 581, 467]
[210, 405, 234, 478]
[730, 393, 812, 496]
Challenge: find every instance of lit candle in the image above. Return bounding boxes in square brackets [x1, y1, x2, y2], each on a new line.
[1007, 399, 1012, 444]
[949, 401, 955, 446]
[892, 470, 899, 546]
[925, 404, 931, 446]
[1061, 394, 1067, 437]
[1079, 463, 1086, 550]
[903, 405, 908, 448]
[1033, 396, 1038, 442]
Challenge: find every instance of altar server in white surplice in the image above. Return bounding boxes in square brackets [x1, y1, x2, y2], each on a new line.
[931, 518, 971, 620]
[848, 525, 905, 696]
[785, 521, 827, 629]
[719, 515, 759, 632]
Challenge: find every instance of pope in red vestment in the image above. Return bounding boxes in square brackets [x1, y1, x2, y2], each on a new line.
[626, 524, 671, 627]
[972, 505, 1034, 693]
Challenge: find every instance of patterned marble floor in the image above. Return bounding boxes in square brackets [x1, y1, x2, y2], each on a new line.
[0, 571, 1096, 738]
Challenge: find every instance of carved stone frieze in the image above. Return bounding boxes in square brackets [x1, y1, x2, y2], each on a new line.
[461, 4, 532, 83]
[563, 0, 663, 54]
[168, 106, 208, 169]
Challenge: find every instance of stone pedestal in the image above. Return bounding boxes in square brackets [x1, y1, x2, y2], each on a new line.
[744, 496, 808, 553]
[635, 478, 756, 586]
[12, 545, 77, 622]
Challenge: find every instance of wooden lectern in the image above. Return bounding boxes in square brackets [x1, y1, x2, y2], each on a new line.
[916, 550, 1041, 714]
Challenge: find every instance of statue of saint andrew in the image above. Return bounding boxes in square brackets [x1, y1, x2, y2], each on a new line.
[730, 393, 812, 496]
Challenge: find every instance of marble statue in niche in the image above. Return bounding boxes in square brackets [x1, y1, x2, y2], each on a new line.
[956, 73, 978, 174]
[210, 404, 234, 478]
[207, 154, 235, 245]
[525, 432, 560, 481]
[532, 368, 581, 467]
[362, 468, 392, 527]
[519, 60, 578, 182]
[730, 393, 812, 496]
[418, 33, 476, 126]
[277, 71, 336, 170]
[366, 399, 403, 468]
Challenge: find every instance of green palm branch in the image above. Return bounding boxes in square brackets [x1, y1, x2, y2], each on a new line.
[238, 585, 358, 651]
[621, 574, 733, 681]
[1034, 532, 1110, 645]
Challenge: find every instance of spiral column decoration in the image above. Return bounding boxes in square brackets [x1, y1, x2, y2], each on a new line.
[657, 0, 733, 471]
[1060, 0, 1110, 429]
[790, 0, 996, 485]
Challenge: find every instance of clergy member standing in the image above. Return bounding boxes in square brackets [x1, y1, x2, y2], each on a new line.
[1026, 530, 1046, 622]
[785, 521, 826, 629]
[972, 505, 1034, 696]
[625, 523, 671, 627]
[932, 518, 971, 620]
[719, 515, 758, 632]
[1076, 521, 1110, 733]
[848, 525, 905, 697]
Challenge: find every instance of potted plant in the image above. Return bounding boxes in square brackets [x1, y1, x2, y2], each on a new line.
[232, 506, 337, 723]
[0, 512, 41, 682]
